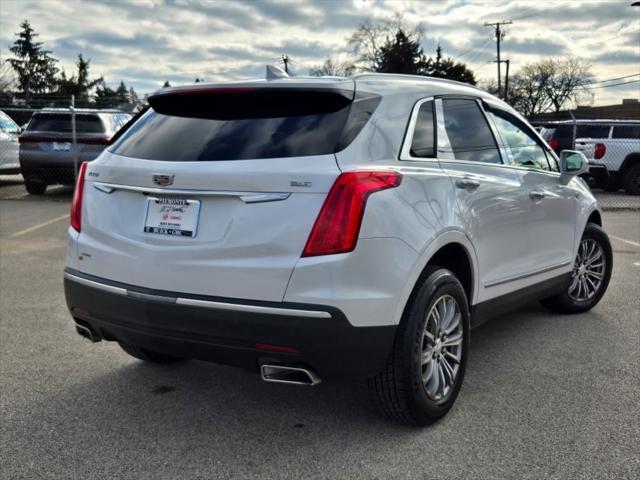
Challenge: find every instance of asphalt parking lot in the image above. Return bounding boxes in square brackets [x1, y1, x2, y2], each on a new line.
[1, 195, 639, 480]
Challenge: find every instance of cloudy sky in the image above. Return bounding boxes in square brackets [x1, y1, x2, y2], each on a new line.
[1, 0, 638, 105]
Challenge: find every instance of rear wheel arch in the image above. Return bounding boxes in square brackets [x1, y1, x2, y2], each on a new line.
[400, 242, 475, 324]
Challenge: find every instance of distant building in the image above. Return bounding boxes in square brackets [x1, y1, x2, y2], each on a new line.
[530, 100, 640, 122]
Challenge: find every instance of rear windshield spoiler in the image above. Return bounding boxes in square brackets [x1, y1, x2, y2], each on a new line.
[147, 87, 355, 120]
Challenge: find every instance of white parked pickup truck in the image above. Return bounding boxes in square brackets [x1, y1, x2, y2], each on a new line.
[573, 121, 640, 195]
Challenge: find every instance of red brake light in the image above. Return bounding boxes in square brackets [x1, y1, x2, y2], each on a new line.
[549, 139, 559, 152]
[594, 143, 606, 159]
[302, 171, 402, 257]
[70, 162, 88, 232]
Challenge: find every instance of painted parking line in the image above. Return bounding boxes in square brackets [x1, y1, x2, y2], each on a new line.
[609, 235, 640, 249]
[9, 214, 69, 238]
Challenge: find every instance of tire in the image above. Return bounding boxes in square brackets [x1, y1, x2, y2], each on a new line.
[119, 342, 183, 364]
[368, 267, 470, 426]
[601, 177, 620, 192]
[25, 179, 47, 195]
[541, 223, 612, 314]
[622, 164, 640, 195]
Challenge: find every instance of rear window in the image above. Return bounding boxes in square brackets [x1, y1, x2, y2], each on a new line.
[110, 89, 376, 161]
[612, 125, 640, 139]
[27, 113, 104, 134]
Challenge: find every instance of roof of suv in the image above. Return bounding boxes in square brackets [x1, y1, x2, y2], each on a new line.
[152, 72, 500, 105]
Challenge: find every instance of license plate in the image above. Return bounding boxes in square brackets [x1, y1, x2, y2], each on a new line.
[53, 142, 71, 152]
[144, 197, 200, 237]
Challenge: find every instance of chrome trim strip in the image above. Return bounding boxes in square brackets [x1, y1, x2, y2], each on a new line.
[64, 272, 127, 296]
[484, 261, 572, 288]
[92, 182, 290, 203]
[65, 272, 331, 318]
[176, 297, 332, 318]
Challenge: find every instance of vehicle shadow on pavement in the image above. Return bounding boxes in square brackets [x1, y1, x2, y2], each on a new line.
[5, 300, 629, 478]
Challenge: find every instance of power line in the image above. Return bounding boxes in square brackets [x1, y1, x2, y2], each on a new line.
[584, 79, 640, 89]
[583, 73, 640, 86]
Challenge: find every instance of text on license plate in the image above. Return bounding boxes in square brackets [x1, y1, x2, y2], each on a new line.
[144, 197, 200, 237]
[53, 142, 71, 152]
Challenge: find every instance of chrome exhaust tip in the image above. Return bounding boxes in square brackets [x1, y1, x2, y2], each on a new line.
[75, 322, 100, 343]
[260, 364, 321, 386]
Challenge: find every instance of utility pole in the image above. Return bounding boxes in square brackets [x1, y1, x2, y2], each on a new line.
[281, 54, 290, 74]
[504, 59, 510, 102]
[484, 21, 512, 98]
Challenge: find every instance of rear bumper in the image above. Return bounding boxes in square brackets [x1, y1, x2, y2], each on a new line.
[588, 163, 609, 183]
[64, 269, 396, 379]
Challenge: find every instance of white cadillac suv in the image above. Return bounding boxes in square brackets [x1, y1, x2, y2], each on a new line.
[64, 72, 613, 425]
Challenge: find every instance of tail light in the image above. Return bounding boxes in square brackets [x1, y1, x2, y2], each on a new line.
[302, 171, 402, 257]
[549, 139, 559, 152]
[70, 162, 88, 232]
[594, 143, 606, 159]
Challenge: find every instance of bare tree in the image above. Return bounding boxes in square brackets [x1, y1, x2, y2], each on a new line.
[348, 14, 424, 70]
[506, 57, 592, 116]
[544, 57, 592, 112]
[309, 57, 356, 77]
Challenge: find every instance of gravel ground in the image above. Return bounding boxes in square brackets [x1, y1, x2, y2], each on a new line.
[1, 198, 638, 480]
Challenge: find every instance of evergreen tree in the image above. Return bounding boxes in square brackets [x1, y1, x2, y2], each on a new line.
[424, 45, 476, 85]
[374, 30, 427, 75]
[6, 20, 59, 103]
[55, 54, 102, 106]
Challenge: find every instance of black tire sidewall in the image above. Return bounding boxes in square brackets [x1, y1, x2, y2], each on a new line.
[400, 268, 470, 423]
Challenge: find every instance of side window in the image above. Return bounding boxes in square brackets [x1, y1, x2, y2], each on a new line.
[409, 100, 435, 158]
[441, 99, 501, 164]
[488, 108, 558, 172]
[576, 125, 610, 139]
[612, 125, 640, 139]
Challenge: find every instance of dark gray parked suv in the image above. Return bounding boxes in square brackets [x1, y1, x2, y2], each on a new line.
[19, 109, 131, 194]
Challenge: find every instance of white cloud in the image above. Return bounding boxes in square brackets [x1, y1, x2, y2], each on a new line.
[1, 0, 638, 105]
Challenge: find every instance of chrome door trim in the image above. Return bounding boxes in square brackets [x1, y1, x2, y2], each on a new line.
[484, 261, 572, 288]
[92, 182, 290, 203]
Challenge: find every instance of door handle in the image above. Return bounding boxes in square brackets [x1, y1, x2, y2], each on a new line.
[455, 177, 480, 190]
[529, 190, 545, 201]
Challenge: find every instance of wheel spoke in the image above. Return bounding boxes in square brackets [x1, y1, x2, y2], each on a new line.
[444, 312, 461, 335]
[444, 350, 460, 364]
[422, 359, 435, 384]
[440, 354, 455, 384]
[586, 270, 603, 280]
[426, 361, 440, 395]
[442, 332, 463, 348]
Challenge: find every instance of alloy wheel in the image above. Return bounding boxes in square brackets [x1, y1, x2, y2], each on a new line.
[420, 294, 463, 403]
[568, 238, 606, 302]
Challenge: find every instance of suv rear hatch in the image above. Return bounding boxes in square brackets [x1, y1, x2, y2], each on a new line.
[76, 83, 379, 302]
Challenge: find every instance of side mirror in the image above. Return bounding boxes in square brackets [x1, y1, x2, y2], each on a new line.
[559, 150, 588, 184]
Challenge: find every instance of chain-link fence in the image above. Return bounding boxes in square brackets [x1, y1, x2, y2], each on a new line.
[1, 95, 134, 199]
[2, 98, 639, 209]
[532, 107, 640, 210]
